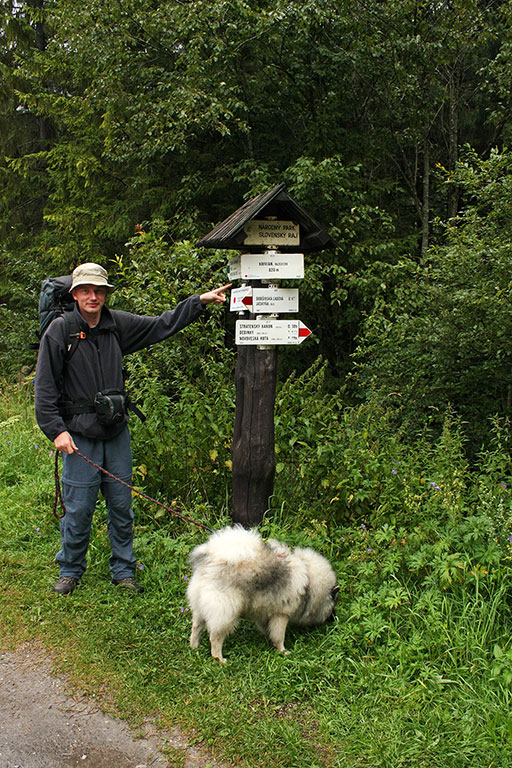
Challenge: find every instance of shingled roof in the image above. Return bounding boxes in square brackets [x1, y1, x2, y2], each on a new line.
[197, 183, 337, 252]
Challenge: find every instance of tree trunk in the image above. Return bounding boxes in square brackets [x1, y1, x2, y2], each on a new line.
[421, 135, 430, 255]
[231, 344, 277, 527]
[447, 71, 459, 219]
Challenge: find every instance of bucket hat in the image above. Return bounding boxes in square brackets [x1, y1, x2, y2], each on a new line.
[70, 263, 115, 293]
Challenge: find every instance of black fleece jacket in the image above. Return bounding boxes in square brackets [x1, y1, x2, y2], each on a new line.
[35, 295, 205, 442]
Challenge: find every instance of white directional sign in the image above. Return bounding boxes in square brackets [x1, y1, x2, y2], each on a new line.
[228, 252, 304, 280]
[243, 220, 300, 247]
[230, 285, 253, 311]
[253, 287, 299, 313]
[236, 319, 312, 345]
[230, 287, 299, 313]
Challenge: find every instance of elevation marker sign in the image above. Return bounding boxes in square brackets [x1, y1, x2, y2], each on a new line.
[228, 252, 304, 280]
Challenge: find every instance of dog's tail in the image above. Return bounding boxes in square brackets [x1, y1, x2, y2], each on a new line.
[197, 525, 264, 565]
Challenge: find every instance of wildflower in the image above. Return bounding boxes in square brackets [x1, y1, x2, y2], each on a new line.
[183, 574, 189, 581]
[138, 563, 144, 571]
[180, 606, 185, 614]
[392, 469, 398, 475]
[35, 444, 38, 450]
[430, 482, 440, 491]
[367, 548, 373, 553]
[361, 523, 366, 530]
[508, 536, 512, 543]
[501, 482, 508, 490]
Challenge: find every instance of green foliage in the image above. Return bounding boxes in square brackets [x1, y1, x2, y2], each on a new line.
[352, 147, 512, 450]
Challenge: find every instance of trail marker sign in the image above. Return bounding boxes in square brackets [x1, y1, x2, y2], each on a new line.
[243, 219, 300, 247]
[235, 319, 312, 345]
[230, 287, 299, 314]
[228, 252, 304, 280]
[230, 285, 253, 311]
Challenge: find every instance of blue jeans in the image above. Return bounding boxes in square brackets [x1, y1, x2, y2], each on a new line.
[57, 427, 136, 580]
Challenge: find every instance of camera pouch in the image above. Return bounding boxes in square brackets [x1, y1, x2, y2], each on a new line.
[93, 389, 127, 426]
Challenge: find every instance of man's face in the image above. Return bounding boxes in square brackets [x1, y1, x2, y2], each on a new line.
[72, 284, 107, 323]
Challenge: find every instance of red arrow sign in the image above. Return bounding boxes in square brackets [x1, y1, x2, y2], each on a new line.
[232, 295, 252, 307]
[230, 287, 253, 310]
[298, 322, 311, 338]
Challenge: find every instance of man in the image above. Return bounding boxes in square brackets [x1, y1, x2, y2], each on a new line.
[35, 262, 230, 595]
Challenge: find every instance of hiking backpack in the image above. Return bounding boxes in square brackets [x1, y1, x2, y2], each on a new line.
[38, 275, 75, 340]
[31, 275, 85, 359]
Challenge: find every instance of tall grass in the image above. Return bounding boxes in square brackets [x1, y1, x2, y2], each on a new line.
[1, 380, 512, 767]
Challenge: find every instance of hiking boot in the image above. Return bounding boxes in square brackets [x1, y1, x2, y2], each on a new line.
[53, 576, 79, 595]
[111, 577, 144, 593]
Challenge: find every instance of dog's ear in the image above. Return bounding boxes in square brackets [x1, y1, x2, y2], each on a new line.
[331, 585, 341, 604]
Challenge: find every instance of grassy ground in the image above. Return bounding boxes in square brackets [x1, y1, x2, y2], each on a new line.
[1, 382, 512, 767]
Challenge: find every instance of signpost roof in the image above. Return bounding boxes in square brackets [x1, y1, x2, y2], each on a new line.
[197, 183, 337, 252]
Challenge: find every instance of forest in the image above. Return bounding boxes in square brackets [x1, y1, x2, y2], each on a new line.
[3, 0, 512, 496]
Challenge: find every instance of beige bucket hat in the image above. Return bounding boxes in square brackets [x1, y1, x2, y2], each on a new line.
[70, 262, 115, 293]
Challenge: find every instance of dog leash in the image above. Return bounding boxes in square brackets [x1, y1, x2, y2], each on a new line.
[52, 450, 214, 532]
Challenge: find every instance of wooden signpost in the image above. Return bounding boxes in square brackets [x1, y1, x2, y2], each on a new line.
[197, 184, 336, 527]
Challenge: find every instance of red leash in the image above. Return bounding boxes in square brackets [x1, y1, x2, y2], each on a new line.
[53, 449, 214, 532]
[53, 451, 66, 519]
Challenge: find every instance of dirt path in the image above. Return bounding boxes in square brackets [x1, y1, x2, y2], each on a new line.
[0, 641, 227, 768]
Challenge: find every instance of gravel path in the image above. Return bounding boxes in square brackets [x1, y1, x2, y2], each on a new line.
[0, 642, 227, 768]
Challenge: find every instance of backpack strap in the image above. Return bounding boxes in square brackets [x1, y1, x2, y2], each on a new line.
[62, 311, 87, 362]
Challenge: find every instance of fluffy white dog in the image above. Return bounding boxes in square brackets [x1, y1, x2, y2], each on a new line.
[187, 526, 339, 663]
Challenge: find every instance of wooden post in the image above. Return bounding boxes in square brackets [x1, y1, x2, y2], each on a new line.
[231, 344, 277, 527]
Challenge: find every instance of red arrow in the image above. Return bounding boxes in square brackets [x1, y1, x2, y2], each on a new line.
[233, 295, 253, 307]
[298, 323, 311, 338]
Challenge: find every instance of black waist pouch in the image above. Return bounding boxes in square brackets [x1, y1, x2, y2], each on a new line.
[93, 389, 127, 426]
